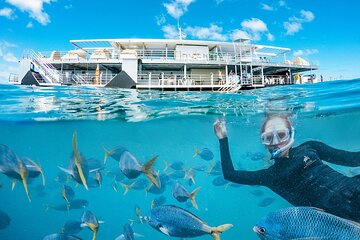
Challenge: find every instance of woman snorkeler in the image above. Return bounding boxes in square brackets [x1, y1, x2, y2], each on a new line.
[214, 115, 360, 222]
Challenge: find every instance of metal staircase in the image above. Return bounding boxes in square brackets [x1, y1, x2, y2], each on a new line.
[217, 78, 241, 93]
[24, 49, 62, 85]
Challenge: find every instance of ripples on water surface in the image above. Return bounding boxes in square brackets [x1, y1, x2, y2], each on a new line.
[0, 79, 359, 240]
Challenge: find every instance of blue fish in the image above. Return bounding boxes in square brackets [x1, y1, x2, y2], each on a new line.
[115, 224, 144, 240]
[151, 195, 167, 209]
[0, 209, 10, 229]
[104, 146, 159, 188]
[61, 220, 83, 235]
[145, 205, 232, 239]
[62, 185, 75, 203]
[194, 147, 214, 161]
[253, 206, 360, 240]
[212, 175, 229, 186]
[81, 210, 100, 240]
[42, 233, 83, 240]
[257, 197, 275, 207]
[58, 132, 90, 190]
[0, 144, 31, 201]
[249, 189, 264, 197]
[172, 182, 200, 209]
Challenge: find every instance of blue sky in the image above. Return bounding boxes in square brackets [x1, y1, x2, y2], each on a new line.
[0, 0, 359, 83]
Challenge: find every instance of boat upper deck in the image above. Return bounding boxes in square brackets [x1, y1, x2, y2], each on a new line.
[31, 38, 317, 71]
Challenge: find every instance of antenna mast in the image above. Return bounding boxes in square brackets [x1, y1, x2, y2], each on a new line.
[177, 17, 182, 40]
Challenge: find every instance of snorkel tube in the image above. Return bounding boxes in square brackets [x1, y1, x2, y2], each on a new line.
[271, 127, 295, 159]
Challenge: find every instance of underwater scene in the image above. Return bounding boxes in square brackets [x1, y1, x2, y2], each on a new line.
[0, 79, 360, 240]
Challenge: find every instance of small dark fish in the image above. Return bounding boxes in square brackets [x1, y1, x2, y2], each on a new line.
[254, 207, 360, 240]
[194, 147, 214, 161]
[134, 205, 143, 224]
[164, 160, 184, 171]
[115, 223, 144, 240]
[103, 146, 128, 164]
[193, 165, 208, 172]
[167, 170, 185, 179]
[212, 175, 229, 186]
[258, 197, 275, 207]
[54, 171, 69, 184]
[228, 183, 242, 188]
[172, 182, 200, 209]
[46, 199, 89, 211]
[69, 199, 89, 209]
[147, 173, 171, 195]
[151, 196, 167, 209]
[62, 185, 75, 203]
[250, 189, 264, 197]
[145, 205, 232, 239]
[43, 233, 83, 240]
[0, 209, 10, 229]
[81, 210, 100, 240]
[61, 220, 83, 235]
[87, 158, 105, 172]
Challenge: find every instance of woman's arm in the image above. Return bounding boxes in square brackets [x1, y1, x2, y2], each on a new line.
[219, 138, 271, 185]
[214, 120, 270, 185]
[307, 140, 360, 167]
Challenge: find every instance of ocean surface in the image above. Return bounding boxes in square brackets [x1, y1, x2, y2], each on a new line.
[0, 79, 360, 240]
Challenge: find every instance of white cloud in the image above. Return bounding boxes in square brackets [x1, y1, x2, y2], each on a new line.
[163, 0, 196, 19]
[156, 14, 166, 26]
[231, 29, 251, 41]
[261, 4, 273, 11]
[0, 7, 16, 19]
[0, 41, 18, 63]
[236, 18, 273, 41]
[162, 25, 180, 39]
[293, 49, 319, 57]
[266, 33, 275, 41]
[284, 10, 314, 35]
[64, 4, 72, 10]
[5, 0, 54, 25]
[300, 10, 315, 22]
[3, 52, 18, 62]
[26, 22, 34, 28]
[241, 18, 268, 32]
[284, 21, 302, 35]
[184, 24, 228, 41]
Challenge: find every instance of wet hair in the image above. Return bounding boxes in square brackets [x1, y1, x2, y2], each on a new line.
[261, 115, 291, 133]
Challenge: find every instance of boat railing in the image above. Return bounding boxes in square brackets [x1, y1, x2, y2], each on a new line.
[8, 73, 19, 84]
[137, 73, 240, 87]
[61, 73, 117, 86]
[23, 49, 62, 84]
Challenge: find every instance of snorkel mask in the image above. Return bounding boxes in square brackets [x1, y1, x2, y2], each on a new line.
[261, 127, 295, 158]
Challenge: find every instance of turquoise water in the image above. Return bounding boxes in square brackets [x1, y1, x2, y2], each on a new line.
[0, 79, 360, 240]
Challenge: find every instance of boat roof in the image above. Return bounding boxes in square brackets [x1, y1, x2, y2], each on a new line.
[70, 38, 290, 56]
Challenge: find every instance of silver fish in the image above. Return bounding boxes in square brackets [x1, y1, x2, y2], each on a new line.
[254, 206, 360, 240]
[145, 205, 232, 240]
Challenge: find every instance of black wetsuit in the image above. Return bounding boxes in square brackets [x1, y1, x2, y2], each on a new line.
[220, 138, 360, 222]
